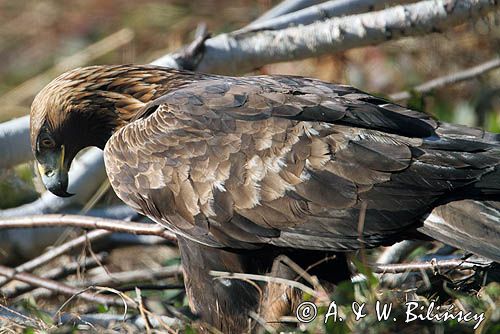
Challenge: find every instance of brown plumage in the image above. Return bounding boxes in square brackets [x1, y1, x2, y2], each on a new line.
[30, 64, 500, 332]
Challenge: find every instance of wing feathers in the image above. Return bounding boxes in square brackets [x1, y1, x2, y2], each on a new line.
[104, 72, 500, 253]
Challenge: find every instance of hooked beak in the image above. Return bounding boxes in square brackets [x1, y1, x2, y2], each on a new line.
[37, 145, 74, 197]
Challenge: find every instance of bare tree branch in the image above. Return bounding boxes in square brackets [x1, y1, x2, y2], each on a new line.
[0, 148, 107, 217]
[0, 116, 32, 169]
[0, 205, 138, 264]
[390, 57, 500, 101]
[0, 229, 111, 287]
[0, 264, 135, 307]
[372, 257, 492, 274]
[251, 0, 327, 24]
[186, 0, 499, 74]
[0, 214, 176, 241]
[0, 214, 177, 274]
[1, 253, 107, 298]
[240, 0, 410, 33]
[76, 265, 183, 288]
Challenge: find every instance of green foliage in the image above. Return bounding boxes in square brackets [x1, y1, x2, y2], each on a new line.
[96, 304, 109, 313]
[0, 164, 37, 209]
[20, 297, 53, 327]
[281, 260, 500, 334]
[485, 111, 500, 132]
[406, 91, 426, 113]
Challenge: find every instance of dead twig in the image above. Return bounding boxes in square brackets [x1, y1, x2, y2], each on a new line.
[209, 270, 319, 297]
[135, 287, 152, 333]
[372, 257, 492, 274]
[0, 229, 110, 288]
[390, 57, 500, 101]
[171, 23, 211, 71]
[0, 265, 134, 308]
[1, 252, 107, 298]
[75, 265, 183, 288]
[0, 28, 134, 112]
[0, 303, 44, 329]
[0, 214, 178, 288]
[0, 214, 177, 242]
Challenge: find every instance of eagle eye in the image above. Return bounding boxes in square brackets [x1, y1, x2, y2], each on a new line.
[39, 136, 56, 150]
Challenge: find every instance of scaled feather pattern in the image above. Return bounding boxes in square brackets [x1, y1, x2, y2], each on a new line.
[30, 65, 500, 331]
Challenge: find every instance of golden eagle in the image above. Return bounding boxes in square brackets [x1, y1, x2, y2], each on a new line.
[30, 65, 500, 332]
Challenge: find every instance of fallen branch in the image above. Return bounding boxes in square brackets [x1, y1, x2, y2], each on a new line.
[372, 257, 492, 274]
[0, 116, 32, 169]
[0, 265, 134, 307]
[0, 148, 106, 217]
[19, 266, 183, 302]
[176, 0, 500, 74]
[1, 252, 108, 299]
[390, 57, 500, 101]
[0, 214, 176, 241]
[240, 0, 410, 33]
[0, 229, 111, 288]
[0, 205, 138, 264]
[76, 265, 183, 288]
[251, 0, 326, 24]
[0, 215, 177, 287]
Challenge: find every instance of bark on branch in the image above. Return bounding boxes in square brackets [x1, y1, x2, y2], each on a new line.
[372, 257, 492, 274]
[240, 0, 411, 33]
[251, 0, 327, 24]
[170, 0, 500, 74]
[0, 116, 32, 169]
[0, 214, 177, 241]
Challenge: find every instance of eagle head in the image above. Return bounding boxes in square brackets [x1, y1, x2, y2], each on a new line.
[30, 64, 184, 197]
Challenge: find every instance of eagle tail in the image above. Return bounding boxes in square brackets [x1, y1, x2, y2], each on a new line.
[418, 200, 500, 262]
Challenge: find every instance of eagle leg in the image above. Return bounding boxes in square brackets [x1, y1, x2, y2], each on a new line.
[178, 237, 351, 332]
[177, 236, 264, 333]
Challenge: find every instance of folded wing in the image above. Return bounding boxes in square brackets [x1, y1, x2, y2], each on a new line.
[104, 75, 500, 254]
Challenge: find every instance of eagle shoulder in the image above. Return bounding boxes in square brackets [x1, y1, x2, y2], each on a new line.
[103, 75, 496, 251]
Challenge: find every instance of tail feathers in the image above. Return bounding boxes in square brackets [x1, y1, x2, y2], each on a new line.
[418, 200, 500, 262]
[484, 131, 500, 144]
[474, 166, 500, 195]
